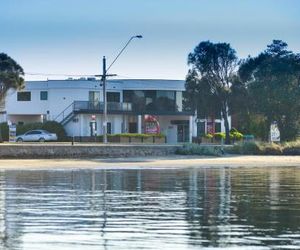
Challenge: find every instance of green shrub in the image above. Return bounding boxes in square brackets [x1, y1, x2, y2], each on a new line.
[0, 122, 9, 142]
[16, 122, 43, 135]
[261, 143, 283, 155]
[204, 133, 213, 139]
[214, 132, 225, 140]
[111, 133, 165, 138]
[282, 141, 300, 155]
[228, 141, 261, 155]
[176, 143, 223, 156]
[230, 127, 239, 133]
[231, 131, 244, 141]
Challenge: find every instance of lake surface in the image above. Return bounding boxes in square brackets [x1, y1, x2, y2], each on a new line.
[1, 166, 300, 250]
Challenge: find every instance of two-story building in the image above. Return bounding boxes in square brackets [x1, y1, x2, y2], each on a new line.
[2, 78, 230, 143]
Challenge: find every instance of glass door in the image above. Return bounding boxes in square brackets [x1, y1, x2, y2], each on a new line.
[177, 124, 189, 143]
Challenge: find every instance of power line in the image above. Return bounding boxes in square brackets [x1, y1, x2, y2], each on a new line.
[25, 72, 98, 77]
[25, 72, 154, 80]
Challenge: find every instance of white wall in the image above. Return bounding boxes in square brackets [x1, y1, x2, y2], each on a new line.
[7, 115, 43, 124]
[64, 114, 124, 137]
[5, 80, 105, 120]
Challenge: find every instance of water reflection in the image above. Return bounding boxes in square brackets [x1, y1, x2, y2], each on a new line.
[0, 167, 300, 249]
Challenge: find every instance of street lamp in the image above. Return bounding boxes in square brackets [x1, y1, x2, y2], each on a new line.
[101, 35, 143, 144]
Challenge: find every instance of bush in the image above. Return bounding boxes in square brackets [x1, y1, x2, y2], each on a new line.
[176, 143, 223, 156]
[111, 133, 165, 139]
[214, 132, 225, 140]
[261, 143, 283, 155]
[0, 122, 9, 142]
[282, 141, 300, 155]
[230, 127, 239, 133]
[228, 141, 261, 155]
[204, 133, 213, 139]
[231, 131, 244, 141]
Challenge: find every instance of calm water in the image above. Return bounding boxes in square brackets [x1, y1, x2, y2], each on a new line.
[1, 166, 300, 250]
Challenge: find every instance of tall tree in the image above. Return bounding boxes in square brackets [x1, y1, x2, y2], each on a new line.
[239, 40, 300, 141]
[0, 53, 24, 141]
[186, 41, 239, 144]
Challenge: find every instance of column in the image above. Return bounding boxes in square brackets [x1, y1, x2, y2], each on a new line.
[189, 115, 193, 143]
[138, 115, 142, 134]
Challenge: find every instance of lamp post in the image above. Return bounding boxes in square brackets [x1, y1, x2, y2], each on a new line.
[101, 35, 143, 144]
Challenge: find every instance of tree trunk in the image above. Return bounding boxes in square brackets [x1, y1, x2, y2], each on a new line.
[221, 105, 231, 145]
[0, 128, 3, 143]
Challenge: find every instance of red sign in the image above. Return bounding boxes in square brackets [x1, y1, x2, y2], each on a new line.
[144, 115, 160, 134]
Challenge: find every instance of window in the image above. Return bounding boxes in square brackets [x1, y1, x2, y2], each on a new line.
[197, 122, 206, 137]
[107, 92, 120, 102]
[215, 122, 222, 133]
[17, 92, 31, 101]
[129, 122, 137, 133]
[107, 122, 112, 134]
[26, 130, 41, 135]
[40, 91, 48, 100]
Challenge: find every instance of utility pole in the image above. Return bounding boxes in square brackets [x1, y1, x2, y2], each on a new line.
[99, 35, 143, 144]
[101, 56, 115, 144]
[102, 56, 108, 144]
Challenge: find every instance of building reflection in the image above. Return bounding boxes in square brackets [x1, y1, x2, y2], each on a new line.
[0, 167, 300, 249]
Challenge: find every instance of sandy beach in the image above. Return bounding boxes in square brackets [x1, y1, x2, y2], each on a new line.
[0, 155, 300, 170]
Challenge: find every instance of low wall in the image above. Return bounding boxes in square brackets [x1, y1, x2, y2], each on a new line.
[0, 144, 181, 159]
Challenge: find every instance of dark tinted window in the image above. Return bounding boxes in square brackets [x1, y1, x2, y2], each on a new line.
[107, 92, 120, 102]
[107, 122, 112, 134]
[123, 90, 177, 112]
[129, 122, 137, 133]
[26, 131, 41, 135]
[215, 122, 222, 133]
[40, 91, 48, 100]
[17, 92, 31, 101]
[197, 122, 206, 136]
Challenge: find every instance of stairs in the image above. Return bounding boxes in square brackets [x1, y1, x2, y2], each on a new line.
[60, 112, 76, 125]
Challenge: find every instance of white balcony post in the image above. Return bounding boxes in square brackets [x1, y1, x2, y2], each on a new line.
[189, 115, 193, 143]
[138, 115, 142, 134]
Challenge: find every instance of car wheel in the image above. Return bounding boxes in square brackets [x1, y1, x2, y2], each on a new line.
[17, 138, 23, 143]
[39, 138, 45, 143]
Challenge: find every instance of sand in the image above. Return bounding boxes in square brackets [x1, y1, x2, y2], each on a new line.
[0, 155, 300, 170]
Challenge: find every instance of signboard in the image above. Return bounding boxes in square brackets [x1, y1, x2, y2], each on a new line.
[205, 117, 215, 134]
[9, 124, 17, 142]
[144, 115, 160, 134]
[270, 121, 280, 142]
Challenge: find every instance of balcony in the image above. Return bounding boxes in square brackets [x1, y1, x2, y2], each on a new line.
[73, 101, 132, 113]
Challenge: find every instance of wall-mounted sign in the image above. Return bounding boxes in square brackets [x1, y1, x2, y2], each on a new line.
[9, 124, 17, 142]
[270, 121, 280, 142]
[144, 115, 160, 134]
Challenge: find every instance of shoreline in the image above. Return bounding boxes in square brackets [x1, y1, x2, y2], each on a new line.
[0, 155, 300, 170]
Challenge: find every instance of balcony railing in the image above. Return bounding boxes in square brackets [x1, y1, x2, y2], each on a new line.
[73, 101, 132, 112]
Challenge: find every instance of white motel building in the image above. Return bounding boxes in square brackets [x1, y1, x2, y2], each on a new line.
[1, 78, 230, 143]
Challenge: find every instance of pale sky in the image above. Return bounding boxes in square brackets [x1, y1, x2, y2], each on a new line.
[1, 0, 299, 81]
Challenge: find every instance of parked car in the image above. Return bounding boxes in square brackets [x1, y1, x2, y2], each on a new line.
[16, 130, 58, 142]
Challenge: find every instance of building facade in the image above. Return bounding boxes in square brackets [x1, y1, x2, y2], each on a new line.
[2, 79, 230, 143]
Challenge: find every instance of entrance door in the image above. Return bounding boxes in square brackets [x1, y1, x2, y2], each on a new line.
[177, 124, 189, 143]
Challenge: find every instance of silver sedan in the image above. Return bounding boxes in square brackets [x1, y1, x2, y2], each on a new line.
[16, 130, 58, 142]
